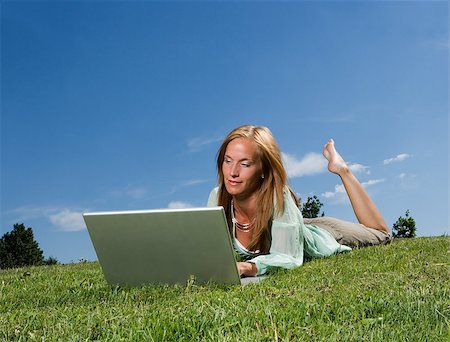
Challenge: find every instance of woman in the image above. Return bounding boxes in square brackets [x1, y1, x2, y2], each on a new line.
[207, 125, 391, 277]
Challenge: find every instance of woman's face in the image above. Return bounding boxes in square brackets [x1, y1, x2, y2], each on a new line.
[222, 138, 263, 200]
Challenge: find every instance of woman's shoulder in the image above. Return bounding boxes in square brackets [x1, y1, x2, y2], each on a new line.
[282, 185, 299, 206]
[207, 187, 219, 207]
[274, 185, 302, 221]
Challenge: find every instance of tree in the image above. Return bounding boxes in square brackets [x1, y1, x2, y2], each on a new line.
[392, 210, 417, 238]
[301, 195, 325, 218]
[0, 223, 45, 269]
[44, 256, 59, 265]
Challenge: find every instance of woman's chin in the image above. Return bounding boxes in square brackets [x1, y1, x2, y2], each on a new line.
[225, 188, 240, 196]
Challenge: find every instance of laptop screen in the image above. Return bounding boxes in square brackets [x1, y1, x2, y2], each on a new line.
[83, 207, 241, 286]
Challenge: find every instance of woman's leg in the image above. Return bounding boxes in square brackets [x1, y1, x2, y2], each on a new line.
[323, 139, 389, 234]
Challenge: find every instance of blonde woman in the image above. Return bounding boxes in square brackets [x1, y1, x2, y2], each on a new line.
[208, 125, 391, 277]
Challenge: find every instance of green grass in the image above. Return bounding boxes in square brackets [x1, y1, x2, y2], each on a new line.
[1, 237, 449, 341]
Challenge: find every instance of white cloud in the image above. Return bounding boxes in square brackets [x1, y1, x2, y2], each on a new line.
[188, 136, 222, 152]
[322, 184, 346, 199]
[282, 151, 371, 178]
[383, 153, 412, 165]
[322, 178, 385, 200]
[49, 209, 86, 232]
[167, 201, 195, 209]
[349, 163, 371, 175]
[282, 152, 327, 178]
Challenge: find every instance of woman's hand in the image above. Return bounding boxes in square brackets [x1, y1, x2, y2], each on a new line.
[237, 262, 257, 277]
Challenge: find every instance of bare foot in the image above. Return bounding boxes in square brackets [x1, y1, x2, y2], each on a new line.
[323, 139, 348, 175]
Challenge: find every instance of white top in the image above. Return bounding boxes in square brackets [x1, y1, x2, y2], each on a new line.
[207, 187, 351, 275]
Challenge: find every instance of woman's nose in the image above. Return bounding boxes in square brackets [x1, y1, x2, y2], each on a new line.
[230, 163, 239, 177]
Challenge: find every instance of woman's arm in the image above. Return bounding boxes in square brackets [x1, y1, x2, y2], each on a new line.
[237, 262, 257, 277]
[249, 252, 304, 276]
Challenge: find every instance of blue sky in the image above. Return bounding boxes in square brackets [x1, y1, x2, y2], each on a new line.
[1, 1, 448, 263]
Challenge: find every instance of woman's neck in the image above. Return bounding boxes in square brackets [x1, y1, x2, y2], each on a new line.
[232, 194, 258, 222]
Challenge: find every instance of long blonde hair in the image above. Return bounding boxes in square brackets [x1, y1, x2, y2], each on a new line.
[216, 125, 291, 253]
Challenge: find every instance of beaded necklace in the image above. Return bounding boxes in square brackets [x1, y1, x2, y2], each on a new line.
[231, 200, 255, 233]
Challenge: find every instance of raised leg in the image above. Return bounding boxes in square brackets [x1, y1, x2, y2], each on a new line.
[323, 139, 389, 234]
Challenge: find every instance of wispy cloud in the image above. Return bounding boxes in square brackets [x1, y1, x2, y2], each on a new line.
[167, 201, 195, 209]
[188, 136, 222, 152]
[397, 173, 419, 190]
[182, 179, 209, 186]
[2, 205, 55, 222]
[308, 115, 354, 123]
[322, 178, 385, 200]
[109, 185, 147, 200]
[282, 152, 327, 178]
[423, 39, 449, 51]
[362, 179, 385, 187]
[383, 153, 412, 165]
[3, 205, 87, 232]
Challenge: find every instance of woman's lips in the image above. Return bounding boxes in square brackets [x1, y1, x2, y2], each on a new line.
[227, 179, 241, 186]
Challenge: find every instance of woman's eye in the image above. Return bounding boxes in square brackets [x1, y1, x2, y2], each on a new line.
[241, 163, 251, 168]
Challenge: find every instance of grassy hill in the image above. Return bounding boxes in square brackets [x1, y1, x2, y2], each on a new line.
[1, 237, 449, 341]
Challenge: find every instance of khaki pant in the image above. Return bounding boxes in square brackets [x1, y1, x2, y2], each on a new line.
[304, 217, 392, 248]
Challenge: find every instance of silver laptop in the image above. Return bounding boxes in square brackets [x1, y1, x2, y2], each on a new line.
[83, 207, 262, 286]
